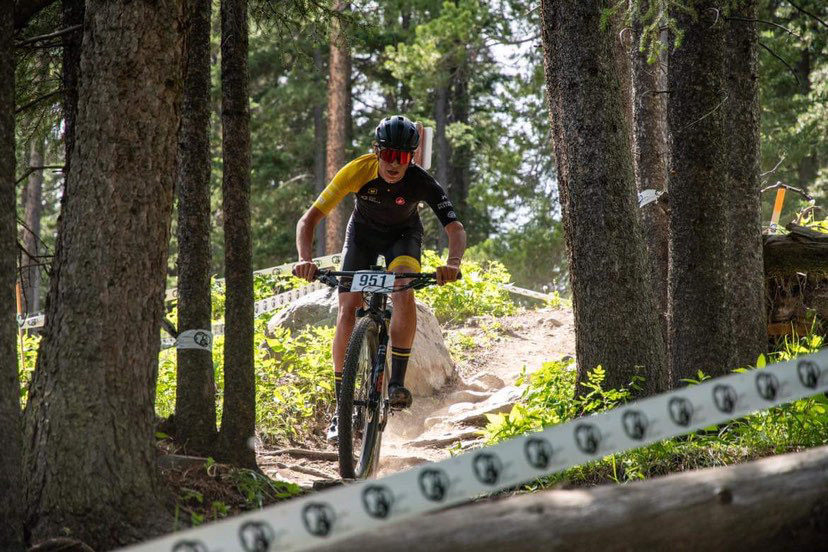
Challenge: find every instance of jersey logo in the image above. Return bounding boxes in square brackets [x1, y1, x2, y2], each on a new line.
[395, 197, 406, 205]
[367, 188, 378, 195]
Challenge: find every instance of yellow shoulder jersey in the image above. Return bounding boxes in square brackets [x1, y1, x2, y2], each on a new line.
[313, 153, 458, 230]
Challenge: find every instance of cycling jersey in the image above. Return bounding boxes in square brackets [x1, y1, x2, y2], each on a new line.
[313, 153, 459, 287]
[313, 153, 458, 231]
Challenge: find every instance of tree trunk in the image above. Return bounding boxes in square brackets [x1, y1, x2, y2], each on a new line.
[434, 84, 450, 251]
[540, 0, 667, 396]
[793, 48, 817, 189]
[62, 0, 83, 177]
[667, 4, 731, 383]
[630, 0, 669, 340]
[324, 0, 351, 255]
[0, 3, 24, 549]
[448, 63, 471, 231]
[725, 2, 766, 369]
[175, 0, 217, 455]
[313, 47, 327, 257]
[322, 445, 828, 551]
[22, 1, 182, 547]
[215, 0, 256, 469]
[21, 137, 44, 315]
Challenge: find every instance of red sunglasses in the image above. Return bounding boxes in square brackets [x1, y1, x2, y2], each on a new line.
[377, 148, 413, 165]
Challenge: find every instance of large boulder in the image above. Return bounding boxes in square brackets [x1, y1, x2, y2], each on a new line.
[267, 287, 339, 333]
[268, 290, 456, 396]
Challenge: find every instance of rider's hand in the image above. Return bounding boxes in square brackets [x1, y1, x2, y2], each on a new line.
[293, 260, 318, 282]
[436, 264, 461, 286]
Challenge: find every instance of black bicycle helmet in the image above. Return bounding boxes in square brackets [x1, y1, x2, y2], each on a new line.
[375, 115, 420, 152]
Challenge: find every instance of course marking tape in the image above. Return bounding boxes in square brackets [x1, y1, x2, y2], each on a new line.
[638, 188, 664, 208]
[253, 281, 327, 317]
[163, 254, 342, 302]
[176, 330, 213, 351]
[501, 283, 556, 302]
[121, 348, 828, 552]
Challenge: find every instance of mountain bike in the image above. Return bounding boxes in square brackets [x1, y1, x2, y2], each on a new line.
[315, 266, 459, 479]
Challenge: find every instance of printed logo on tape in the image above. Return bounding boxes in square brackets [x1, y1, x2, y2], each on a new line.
[712, 384, 738, 414]
[239, 520, 276, 552]
[172, 540, 207, 552]
[362, 485, 394, 519]
[574, 422, 601, 455]
[798, 360, 821, 389]
[418, 468, 450, 502]
[524, 437, 554, 470]
[755, 372, 780, 401]
[114, 351, 828, 552]
[668, 397, 694, 427]
[302, 502, 335, 537]
[622, 410, 649, 441]
[472, 452, 502, 486]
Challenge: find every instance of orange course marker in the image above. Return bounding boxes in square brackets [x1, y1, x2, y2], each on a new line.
[769, 188, 786, 233]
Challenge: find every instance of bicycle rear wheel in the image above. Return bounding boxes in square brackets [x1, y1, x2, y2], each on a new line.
[338, 316, 384, 479]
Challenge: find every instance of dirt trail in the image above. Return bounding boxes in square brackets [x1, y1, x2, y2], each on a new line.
[258, 307, 576, 488]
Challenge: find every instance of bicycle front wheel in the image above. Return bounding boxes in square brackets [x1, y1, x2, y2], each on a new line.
[338, 316, 383, 479]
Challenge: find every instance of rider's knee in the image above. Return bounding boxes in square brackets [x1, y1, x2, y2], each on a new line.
[337, 293, 362, 322]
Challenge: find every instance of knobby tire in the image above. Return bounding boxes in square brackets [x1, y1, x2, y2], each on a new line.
[338, 316, 383, 479]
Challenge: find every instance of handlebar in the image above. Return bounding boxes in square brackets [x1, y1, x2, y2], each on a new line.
[312, 269, 462, 292]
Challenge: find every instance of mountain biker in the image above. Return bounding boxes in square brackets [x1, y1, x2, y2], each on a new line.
[294, 115, 466, 442]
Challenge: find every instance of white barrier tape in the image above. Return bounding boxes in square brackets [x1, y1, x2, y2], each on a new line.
[176, 330, 213, 351]
[164, 254, 343, 302]
[121, 348, 828, 552]
[638, 188, 664, 208]
[18, 313, 45, 330]
[253, 281, 327, 317]
[501, 283, 555, 302]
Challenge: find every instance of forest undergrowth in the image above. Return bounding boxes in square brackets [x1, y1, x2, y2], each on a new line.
[14, 246, 828, 526]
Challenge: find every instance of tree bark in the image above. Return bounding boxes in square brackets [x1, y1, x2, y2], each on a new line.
[434, 84, 450, 251]
[61, 0, 84, 177]
[630, 1, 669, 340]
[175, 0, 217, 455]
[21, 1, 182, 547]
[21, 137, 44, 315]
[540, 0, 667, 396]
[324, 0, 351, 255]
[215, 0, 256, 469]
[448, 63, 471, 231]
[725, 2, 767, 369]
[0, 3, 24, 549]
[322, 445, 828, 551]
[667, 3, 731, 383]
[313, 47, 327, 257]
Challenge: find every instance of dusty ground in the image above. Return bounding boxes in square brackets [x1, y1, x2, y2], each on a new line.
[257, 306, 576, 488]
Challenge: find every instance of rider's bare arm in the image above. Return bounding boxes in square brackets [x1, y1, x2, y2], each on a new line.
[294, 206, 325, 281]
[438, 220, 466, 285]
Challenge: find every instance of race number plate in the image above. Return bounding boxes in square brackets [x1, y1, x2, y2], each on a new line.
[350, 271, 395, 293]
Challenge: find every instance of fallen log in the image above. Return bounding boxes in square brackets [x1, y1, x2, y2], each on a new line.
[764, 223, 828, 276]
[320, 445, 828, 552]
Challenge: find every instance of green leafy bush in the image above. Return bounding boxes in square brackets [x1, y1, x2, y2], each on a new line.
[157, 317, 335, 444]
[416, 249, 516, 324]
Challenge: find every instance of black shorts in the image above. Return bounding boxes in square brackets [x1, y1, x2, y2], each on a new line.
[338, 215, 423, 293]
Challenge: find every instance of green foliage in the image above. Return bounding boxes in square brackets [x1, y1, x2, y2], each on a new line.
[156, 304, 335, 444]
[227, 465, 301, 508]
[482, 361, 637, 443]
[484, 335, 828, 488]
[415, 250, 516, 324]
[16, 333, 39, 406]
